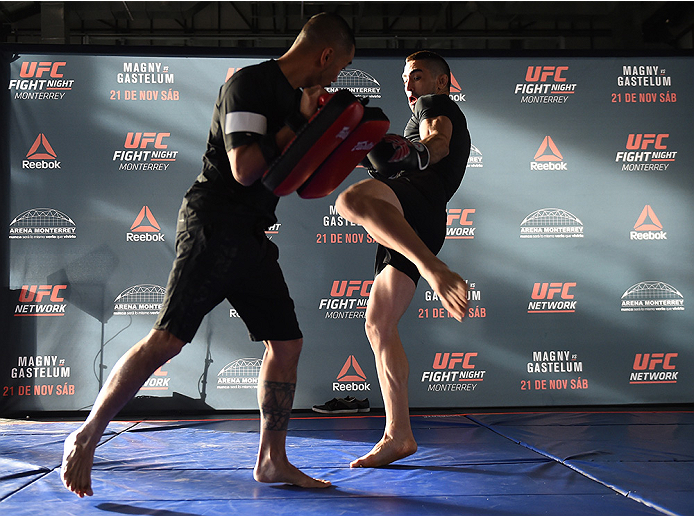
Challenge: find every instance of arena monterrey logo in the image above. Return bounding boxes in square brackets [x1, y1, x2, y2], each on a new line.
[113, 284, 166, 316]
[520, 208, 583, 239]
[327, 69, 381, 98]
[621, 281, 684, 312]
[9, 208, 76, 239]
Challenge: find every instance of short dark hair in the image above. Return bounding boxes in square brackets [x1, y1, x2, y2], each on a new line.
[406, 50, 451, 92]
[298, 12, 356, 55]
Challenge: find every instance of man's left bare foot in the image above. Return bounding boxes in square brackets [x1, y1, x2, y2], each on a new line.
[254, 457, 331, 488]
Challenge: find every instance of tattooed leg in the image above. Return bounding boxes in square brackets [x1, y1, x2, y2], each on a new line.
[253, 340, 331, 488]
[260, 381, 295, 431]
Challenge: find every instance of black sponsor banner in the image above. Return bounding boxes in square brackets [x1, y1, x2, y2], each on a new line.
[2, 50, 692, 414]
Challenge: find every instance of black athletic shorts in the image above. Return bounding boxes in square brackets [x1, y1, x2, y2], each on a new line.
[154, 185, 302, 343]
[374, 175, 447, 285]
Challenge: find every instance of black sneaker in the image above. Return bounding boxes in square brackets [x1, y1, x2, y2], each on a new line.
[344, 396, 370, 412]
[312, 397, 359, 414]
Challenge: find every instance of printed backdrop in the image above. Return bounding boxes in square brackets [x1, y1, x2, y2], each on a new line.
[1, 48, 692, 414]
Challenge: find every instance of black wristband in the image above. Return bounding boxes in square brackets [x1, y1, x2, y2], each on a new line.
[285, 111, 307, 133]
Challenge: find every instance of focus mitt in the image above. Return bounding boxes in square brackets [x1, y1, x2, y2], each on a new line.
[262, 90, 364, 196]
[297, 106, 390, 199]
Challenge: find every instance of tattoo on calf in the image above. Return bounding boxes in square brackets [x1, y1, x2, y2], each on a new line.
[260, 381, 296, 431]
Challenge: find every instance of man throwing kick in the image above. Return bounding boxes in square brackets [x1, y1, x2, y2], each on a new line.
[336, 50, 471, 468]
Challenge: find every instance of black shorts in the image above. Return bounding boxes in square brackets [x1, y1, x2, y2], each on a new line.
[374, 174, 447, 285]
[154, 186, 302, 343]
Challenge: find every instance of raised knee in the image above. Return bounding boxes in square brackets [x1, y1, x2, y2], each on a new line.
[336, 185, 364, 222]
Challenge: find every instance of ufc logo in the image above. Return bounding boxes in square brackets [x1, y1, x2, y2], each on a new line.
[20, 61, 66, 78]
[124, 132, 170, 149]
[525, 66, 568, 82]
[433, 352, 477, 370]
[330, 280, 373, 297]
[447, 208, 475, 226]
[633, 353, 677, 371]
[19, 285, 67, 303]
[626, 134, 668, 150]
[531, 282, 576, 300]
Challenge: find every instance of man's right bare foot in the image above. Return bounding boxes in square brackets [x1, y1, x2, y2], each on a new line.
[350, 436, 417, 468]
[61, 428, 97, 498]
[422, 264, 469, 322]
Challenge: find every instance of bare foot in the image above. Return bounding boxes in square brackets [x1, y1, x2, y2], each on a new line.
[254, 457, 331, 488]
[422, 263, 469, 322]
[61, 428, 97, 497]
[350, 435, 417, 468]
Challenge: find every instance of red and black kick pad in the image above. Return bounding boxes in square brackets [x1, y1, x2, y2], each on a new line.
[262, 90, 364, 196]
[297, 106, 390, 199]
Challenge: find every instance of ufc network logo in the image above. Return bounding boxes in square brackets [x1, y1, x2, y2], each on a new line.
[330, 280, 372, 297]
[531, 282, 576, 300]
[525, 66, 568, 82]
[20, 61, 66, 78]
[447, 209, 475, 226]
[124, 132, 170, 149]
[432, 352, 477, 370]
[19, 285, 67, 302]
[626, 134, 669, 150]
[633, 353, 677, 371]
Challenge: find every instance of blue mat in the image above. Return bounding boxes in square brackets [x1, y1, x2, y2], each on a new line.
[1, 411, 692, 515]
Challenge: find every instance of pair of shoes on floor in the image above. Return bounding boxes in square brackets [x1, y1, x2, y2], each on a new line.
[312, 396, 370, 414]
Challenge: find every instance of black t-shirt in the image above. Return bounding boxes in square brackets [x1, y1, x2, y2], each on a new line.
[403, 94, 470, 205]
[196, 60, 302, 227]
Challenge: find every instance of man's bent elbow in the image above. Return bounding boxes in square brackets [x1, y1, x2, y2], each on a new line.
[232, 166, 260, 186]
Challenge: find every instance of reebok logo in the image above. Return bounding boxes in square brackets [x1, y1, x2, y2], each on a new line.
[616, 133, 677, 171]
[446, 208, 475, 239]
[531, 136, 567, 170]
[448, 72, 466, 102]
[528, 282, 577, 313]
[127, 206, 165, 242]
[23, 134, 61, 169]
[15, 285, 68, 317]
[630, 353, 678, 384]
[515, 65, 576, 103]
[534, 136, 563, 161]
[333, 355, 370, 392]
[631, 205, 666, 240]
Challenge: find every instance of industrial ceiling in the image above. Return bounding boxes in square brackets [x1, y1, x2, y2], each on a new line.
[1, 1, 693, 50]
